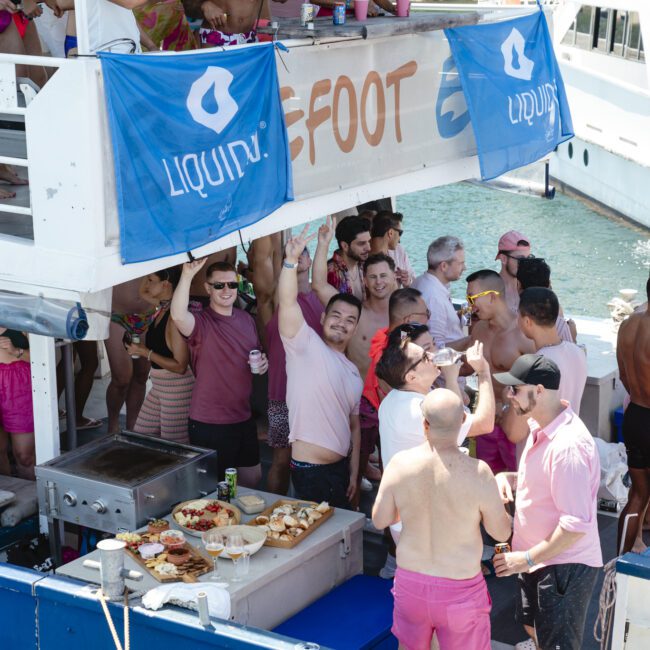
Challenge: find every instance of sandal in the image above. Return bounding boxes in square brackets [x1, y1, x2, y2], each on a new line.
[76, 417, 103, 430]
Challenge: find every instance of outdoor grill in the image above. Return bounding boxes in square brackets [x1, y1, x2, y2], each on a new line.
[36, 432, 217, 535]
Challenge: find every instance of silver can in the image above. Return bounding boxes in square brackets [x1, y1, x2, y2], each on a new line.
[131, 334, 140, 359]
[249, 349, 263, 374]
[300, 3, 315, 26]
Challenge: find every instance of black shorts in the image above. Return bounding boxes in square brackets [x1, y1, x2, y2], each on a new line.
[516, 563, 599, 650]
[188, 417, 260, 481]
[290, 457, 351, 510]
[623, 402, 650, 469]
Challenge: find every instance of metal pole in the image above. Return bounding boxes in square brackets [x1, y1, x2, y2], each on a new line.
[62, 342, 77, 451]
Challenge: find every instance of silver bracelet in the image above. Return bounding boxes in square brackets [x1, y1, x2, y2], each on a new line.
[147, 349, 153, 361]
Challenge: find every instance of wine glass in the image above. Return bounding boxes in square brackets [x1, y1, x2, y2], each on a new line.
[202, 530, 225, 581]
[226, 533, 245, 582]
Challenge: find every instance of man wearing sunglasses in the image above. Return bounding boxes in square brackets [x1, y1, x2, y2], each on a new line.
[279, 225, 363, 509]
[466, 270, 536, 475]
[171, 258, 268, 487]
[369, 212, 413, 288]
[495, 230, 533, 314]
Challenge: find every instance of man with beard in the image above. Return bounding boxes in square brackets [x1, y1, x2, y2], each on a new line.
[413, 236, 468, 350]
[493, 355, 601, 650]
[327, 215, 372, 301]
[495, 230, 533, 314]
[313, 216, 397, 499]
[466, 270, 535, 473]
[279, 225, 363, 508]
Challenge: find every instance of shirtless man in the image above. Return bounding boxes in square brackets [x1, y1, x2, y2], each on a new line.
[617, 276, 650, 554]
[184, 0, 287, 47]
[373, 389, 511, 650]
[106, 278, 155, 433]
[466, 269, 535, 473]
[495, 230, 533, 314]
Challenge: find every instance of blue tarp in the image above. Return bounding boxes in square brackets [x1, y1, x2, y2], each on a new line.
[99, 44, 293, 264]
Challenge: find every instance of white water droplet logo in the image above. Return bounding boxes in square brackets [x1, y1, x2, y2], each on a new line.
[501, 28, 535, 81]
[186, 66, 239, 135]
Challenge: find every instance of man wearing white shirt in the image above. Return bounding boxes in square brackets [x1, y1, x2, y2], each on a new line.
[412, 236, 468, 350]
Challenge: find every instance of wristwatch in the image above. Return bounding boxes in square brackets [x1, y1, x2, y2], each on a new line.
[283, 260, 298, 270]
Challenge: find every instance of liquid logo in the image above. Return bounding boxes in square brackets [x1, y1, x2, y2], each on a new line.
[436, 55, 471, 139]
[186, 66, 238, 135]
[500, 28, 534, 81]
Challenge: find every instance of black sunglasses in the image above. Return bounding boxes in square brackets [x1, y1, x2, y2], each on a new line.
[404, 350, 432, 379]
[210, 281, 239, 290]
[503, 252, 535, 261]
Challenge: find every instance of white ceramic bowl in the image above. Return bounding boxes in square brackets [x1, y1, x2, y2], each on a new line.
[619, 288, 638, 301]
[214, 524, 266, 559]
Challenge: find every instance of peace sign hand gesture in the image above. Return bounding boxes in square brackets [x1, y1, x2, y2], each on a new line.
[285, 224, 316, 264]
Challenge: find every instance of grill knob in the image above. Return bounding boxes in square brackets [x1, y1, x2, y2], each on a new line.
[63, 492, 77, 507]
[91, 500, 107, 514]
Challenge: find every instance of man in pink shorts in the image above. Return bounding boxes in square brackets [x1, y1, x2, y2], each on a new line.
[373, 389, 511, 650]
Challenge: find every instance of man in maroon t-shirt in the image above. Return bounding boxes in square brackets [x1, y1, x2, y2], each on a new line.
[171, 258, 268, 486]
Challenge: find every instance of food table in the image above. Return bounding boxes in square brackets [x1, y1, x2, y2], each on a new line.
[55, 488, 365, 629]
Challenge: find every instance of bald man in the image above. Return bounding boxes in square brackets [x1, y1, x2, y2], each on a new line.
[373, 389, 511, 650]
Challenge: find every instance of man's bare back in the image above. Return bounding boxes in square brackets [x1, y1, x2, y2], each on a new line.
[380, 443, 509, 579]
[617, 308, 650, 407]
[348, 306, 388, 380]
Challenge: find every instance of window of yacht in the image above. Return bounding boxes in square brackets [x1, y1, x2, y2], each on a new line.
[624, 12, 645, 61]
[562, 6, 594, 48]
[612, 10, 626, 56]
[595, 7, 611, 52]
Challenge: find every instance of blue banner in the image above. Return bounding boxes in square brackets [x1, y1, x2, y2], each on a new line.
[445, 10, 573, 180]
[99, 45, 293, 264]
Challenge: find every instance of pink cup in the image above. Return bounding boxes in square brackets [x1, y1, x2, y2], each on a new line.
[396, 0, 410, 17]
[354, 0, 369, 22]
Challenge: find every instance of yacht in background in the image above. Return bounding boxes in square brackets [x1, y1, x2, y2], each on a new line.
[550, 1, 650, 229]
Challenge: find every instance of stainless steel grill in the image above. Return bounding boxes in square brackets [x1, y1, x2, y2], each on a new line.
[36, 432, 217, 534]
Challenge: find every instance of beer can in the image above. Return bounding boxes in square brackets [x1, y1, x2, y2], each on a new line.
[225, 468, 237, 499]
[249, 349, 262, 374]
[130, 334, 140, 359]
[217, 481, 230, 503]
[494, 542, 511, 554]
[333, 3, 345, 24]
[300, 3, 315, 26]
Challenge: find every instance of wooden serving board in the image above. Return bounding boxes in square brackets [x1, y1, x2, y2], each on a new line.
[124, 533, 211, 583]
[171, 499, 241, 537]
[248, 499, 334, 549]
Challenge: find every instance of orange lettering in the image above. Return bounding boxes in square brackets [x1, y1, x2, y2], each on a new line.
[281, 86, 305, 161]
[332, 76, 358, 154]
[386, 61, 417, 143]
[306, 79, 332, 166]
[360, 72, 386, 147]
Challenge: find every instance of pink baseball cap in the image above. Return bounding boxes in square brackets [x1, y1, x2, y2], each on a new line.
[495, 230, 531, 260]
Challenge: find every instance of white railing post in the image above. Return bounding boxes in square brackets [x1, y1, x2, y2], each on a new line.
[75, 0, 91, 56]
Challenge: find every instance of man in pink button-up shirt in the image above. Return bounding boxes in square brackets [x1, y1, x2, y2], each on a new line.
[492, 354, 602, 650]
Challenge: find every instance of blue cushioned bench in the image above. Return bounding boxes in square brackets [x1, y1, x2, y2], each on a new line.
[273, 575, 397, 650]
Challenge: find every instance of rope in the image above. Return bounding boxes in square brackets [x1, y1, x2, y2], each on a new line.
[98, 588, 130, 650]
[594, 557, 617, 650]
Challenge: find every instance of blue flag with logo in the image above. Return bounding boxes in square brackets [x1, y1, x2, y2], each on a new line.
[445, 10, 573, 180]
[99, 45, 293, 264]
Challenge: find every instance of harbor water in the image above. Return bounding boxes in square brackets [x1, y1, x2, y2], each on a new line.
[397, 183, 650, 318]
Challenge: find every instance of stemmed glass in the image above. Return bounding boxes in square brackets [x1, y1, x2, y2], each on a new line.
[202, 530, 225, 581]
[226, 533, 245, 582]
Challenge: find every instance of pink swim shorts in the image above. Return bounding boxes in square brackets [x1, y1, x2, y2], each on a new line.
[0, 361, 34, 434]
[475, 424, 516, 474]
[392, 567, 492, 650]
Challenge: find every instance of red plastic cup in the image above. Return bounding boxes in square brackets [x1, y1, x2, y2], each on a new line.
[396, 0, 410, 17]
[354, 0, 369, 22]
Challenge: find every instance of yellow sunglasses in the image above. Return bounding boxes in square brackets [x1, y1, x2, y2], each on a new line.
[466, 290, 500, 306]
